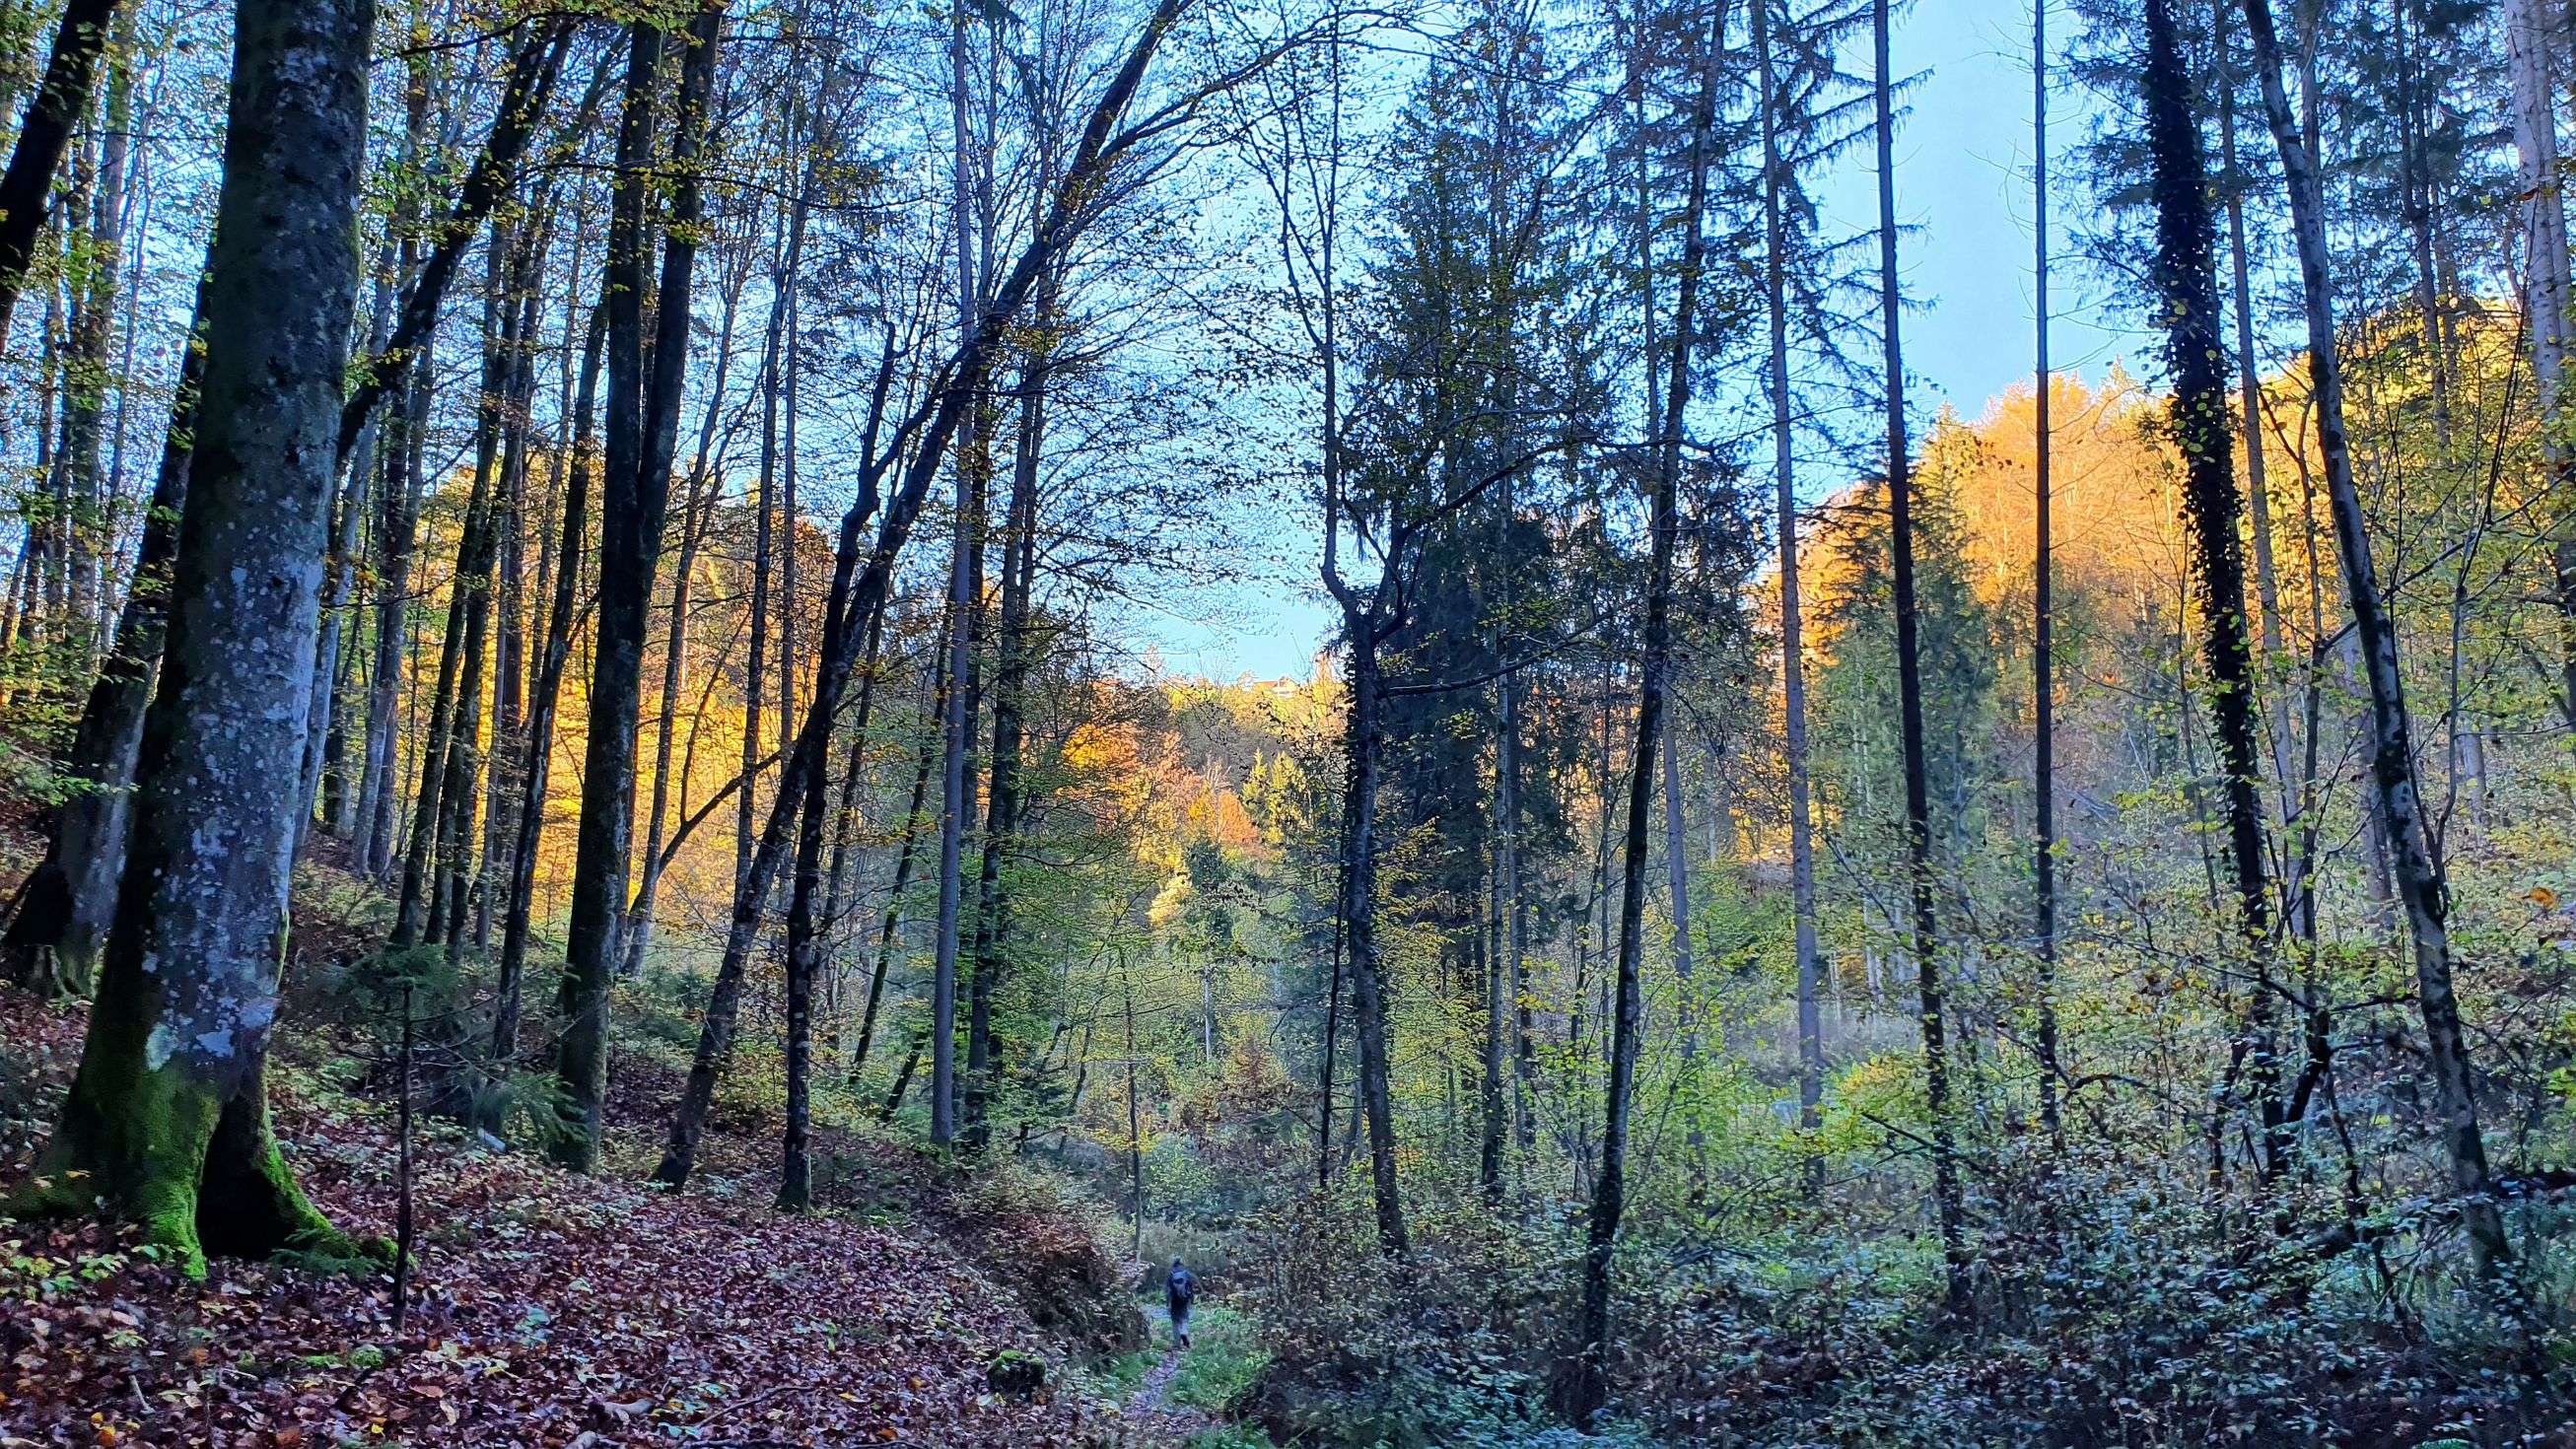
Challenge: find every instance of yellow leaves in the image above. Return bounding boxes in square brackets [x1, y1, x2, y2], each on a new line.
[1148, 873, 1193, 929]
[1063, 721, 1142, 777]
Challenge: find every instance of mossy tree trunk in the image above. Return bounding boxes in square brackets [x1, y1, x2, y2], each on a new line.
[19, 0, 373, 1275]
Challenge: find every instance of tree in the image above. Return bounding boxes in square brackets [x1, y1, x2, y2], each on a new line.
[652, 0, 1204, 1186]
[2506, 0, 2576, 727]
[556, 6, 726, 1170]
[1753, 0, 1828, 1183]
[0, 0, 117, 342]
[2237, 0, 2511, 1280]
[0, 279, 202, 996]
[1875, 0, 1970, 1322]
[2139, 0, 2288, 1181]
[2030, 0, 2060, 1144]
[14, 0, 373, 1271]
[1574, 0, 1719, 1421]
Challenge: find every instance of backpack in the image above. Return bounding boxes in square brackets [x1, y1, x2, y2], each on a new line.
[1167, 1268, 1196, 1307]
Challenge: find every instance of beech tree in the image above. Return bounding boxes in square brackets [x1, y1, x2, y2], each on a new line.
[15, 0, 373, 1271]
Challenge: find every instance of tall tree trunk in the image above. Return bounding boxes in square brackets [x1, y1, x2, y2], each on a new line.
[1878, 0, 1970, 1320]
[353, 57, 432, 876]
[928, 0, 981, 1149]
[963, 279, 1054, 1152]
[393, 238, 512, 948]
[1, 277, 203, 996]
[493, 304, 601, 1082]
[622, 227, 754, 978]
[1575, 5, 1719, 1420]
[2215, 10, 2309, 938]
[2031, 0, 2061, 1145]
[851, 618, 943, 1079]
[1661, 719, 1695, 1043]
[19, 0, 371, 1271]
[1336, 630, 1403, 1249]
[2506, 0, 2576, 732]
[321, 250, 394, 844]
[2146, 0, 2283, 1183]
[358, 355, 427, 877]
[57, 28, 129, 650]
[2239, 0, 2512, 1278]
[1312, 88, 1402, 1250]
[619, 458, 712, 979]
[554, 9, 722, 1170]
[1498, 567, 1532, 1159]
[775, 706, 831, 1210]
[739, 215, 785, 897]
[478, 237, 545, 949]
[1756, 0, 1826, 1187]
[431, 237, 530, 955]
[0, 0, 116, 342]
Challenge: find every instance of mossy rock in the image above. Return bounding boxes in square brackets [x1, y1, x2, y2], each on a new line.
[987, 1348, 1048, 1400]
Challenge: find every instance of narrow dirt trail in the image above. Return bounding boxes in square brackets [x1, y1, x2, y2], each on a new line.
[1123, 1347, 1218, 1444]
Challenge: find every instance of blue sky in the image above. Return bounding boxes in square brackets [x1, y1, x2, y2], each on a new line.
[1143, 0, 2151, 684]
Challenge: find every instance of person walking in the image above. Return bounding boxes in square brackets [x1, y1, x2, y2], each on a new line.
[1165, 1257, 1197, 1349]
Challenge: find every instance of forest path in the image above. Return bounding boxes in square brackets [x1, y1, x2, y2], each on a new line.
[1123, 1346, 1218, 1444]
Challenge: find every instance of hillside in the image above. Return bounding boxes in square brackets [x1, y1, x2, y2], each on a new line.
[0, 980, 1170, 1447]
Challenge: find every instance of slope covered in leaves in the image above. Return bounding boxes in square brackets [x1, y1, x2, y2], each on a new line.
[0, 993, 1143, 1448]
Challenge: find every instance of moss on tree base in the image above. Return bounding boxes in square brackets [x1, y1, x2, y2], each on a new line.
[14, 1047, 343, 1278]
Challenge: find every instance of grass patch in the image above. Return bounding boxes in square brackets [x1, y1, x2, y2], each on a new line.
[1167, 1303, 1271, 1414]
[1085, 1346, 1157, 1400]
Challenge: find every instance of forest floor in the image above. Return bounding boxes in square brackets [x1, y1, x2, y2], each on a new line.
[1120, 1349, 1220, 1444]
[0, 975, 1198, 1448]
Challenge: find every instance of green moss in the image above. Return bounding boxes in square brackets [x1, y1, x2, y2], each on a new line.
[16, 1020, 342, 1278]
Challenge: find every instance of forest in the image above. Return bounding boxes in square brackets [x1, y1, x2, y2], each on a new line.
[0, 0, 2573, 1439]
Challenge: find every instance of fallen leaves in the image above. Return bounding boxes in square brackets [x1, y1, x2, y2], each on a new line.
[0, 1092, 1131, 1447]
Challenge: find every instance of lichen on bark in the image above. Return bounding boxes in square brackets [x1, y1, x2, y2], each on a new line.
[9, 0, 375, 1276]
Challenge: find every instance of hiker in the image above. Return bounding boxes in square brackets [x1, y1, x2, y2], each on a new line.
[1165, 1257, 1196, 1348]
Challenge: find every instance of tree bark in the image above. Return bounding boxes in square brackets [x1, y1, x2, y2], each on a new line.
[927, 0, 983, 1149]
[54, 24, 129, 649]
[2031, 0, 2061, 1145]
[2215, 9, 2307, 938]
[492, 304, 601, 1082]
[851, 618, 942, 1079]
[1756, 0, 1826, 1185]
[1575, 4, 1719, 1420]
[2239, 0, 2513, 1278]
[618, 454, 714, 979]
[2504, 0, 2576, 732]
[2147, 0, 2285, 1185]
[391, 236, 513, 948]
[1879, 0, 1970, 1320]
[0, 0, 116, 342]
[1, 277, 202, 997]
[1335, 632, 1403, 1250]
[21, 0, 371, 1273]
[962, 279, 1055, 1152]
[776, 711, 831, 1210]
[430, 237, 533, 954]
[554, 9, 722, 1171]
